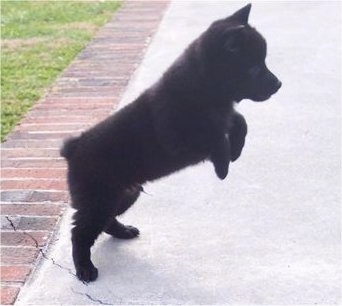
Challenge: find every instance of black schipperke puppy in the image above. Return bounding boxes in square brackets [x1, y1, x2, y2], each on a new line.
[61, 4, 281, 282]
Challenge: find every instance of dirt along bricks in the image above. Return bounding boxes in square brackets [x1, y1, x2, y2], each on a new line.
[0, 1, 169, 304]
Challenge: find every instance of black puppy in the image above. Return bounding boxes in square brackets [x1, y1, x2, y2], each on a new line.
[61, 4, 281, 282]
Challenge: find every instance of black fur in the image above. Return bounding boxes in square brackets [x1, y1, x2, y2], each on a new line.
[61, 4, 281, 282]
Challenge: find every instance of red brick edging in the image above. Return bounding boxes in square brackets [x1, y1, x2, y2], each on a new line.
[0, 1, 169, 304]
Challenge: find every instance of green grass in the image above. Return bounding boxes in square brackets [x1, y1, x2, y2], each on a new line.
[1, 0, 121, 141]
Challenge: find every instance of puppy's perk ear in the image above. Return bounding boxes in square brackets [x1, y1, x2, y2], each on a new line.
[231, 3, 252, 25]
[223, 25, 245, 53]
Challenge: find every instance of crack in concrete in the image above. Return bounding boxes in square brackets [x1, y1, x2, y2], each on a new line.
[5, 215, 80, 282]
[71, 288, 112, 305]
[5, 216, 17, 231]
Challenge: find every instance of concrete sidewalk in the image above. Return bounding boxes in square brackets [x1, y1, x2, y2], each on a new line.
[16, 1, 341, 305]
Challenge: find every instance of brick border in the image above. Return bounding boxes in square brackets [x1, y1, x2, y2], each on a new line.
[0, 1, 169, 304]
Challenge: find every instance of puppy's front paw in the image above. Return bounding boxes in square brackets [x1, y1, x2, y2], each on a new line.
[230, 140, 244, 162]
[76, 263, 98, 283]
[210, 136, 231, 180]
[214, 163, 229, 180]
[229, 112, 247, 162]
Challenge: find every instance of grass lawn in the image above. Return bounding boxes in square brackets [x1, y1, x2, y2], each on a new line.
[1, 0, 121, 142]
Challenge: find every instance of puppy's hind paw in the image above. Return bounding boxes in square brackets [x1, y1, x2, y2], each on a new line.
[104, 219, 140, 239]
[76, 264, 98, 283]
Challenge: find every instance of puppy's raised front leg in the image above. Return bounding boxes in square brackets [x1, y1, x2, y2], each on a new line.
[229, 111, 248, 162]
[210, 135, 231, 180]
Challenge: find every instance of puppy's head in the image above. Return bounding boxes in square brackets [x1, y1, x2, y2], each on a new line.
[199, 4, 281, 102]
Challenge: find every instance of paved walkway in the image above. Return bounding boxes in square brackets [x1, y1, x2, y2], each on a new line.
[3, 1, 342, 305]
[0, 1, 168, 304]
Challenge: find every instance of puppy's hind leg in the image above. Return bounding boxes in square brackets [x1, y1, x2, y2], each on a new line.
[104, 184, 142, 239]
[71, 185, 119, 282]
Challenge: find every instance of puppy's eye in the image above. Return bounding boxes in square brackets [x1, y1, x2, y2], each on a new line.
[248, 66, 261, 77]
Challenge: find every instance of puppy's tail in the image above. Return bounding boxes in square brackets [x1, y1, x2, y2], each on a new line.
[60, 136, 79, 160]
